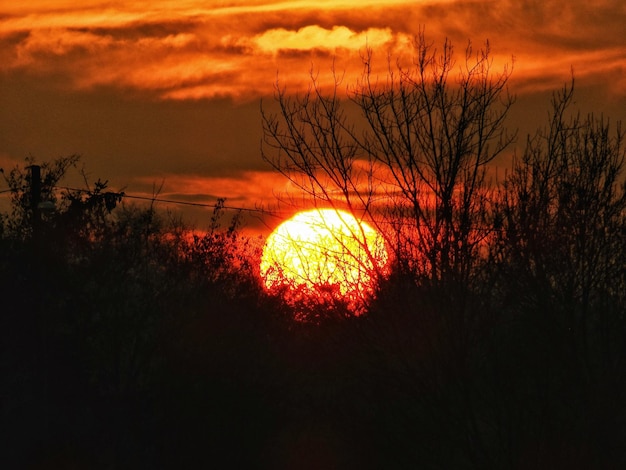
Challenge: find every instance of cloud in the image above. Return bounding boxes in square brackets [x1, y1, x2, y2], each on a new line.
[13, 28, 115, 67]
[247, 25, 394, 54]
[0, 0, 624, 99]
[130, 170, 294, 225]
[1, 1, 624, 233]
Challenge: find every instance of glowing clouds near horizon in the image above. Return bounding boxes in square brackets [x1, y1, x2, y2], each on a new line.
[2, 1, 625, 99]
[260, 208, 388, 317]
[251, 25, 393, 54]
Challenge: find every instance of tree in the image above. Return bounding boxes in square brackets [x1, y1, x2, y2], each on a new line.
[262, 34, 626, 469]
[261, 33, 518, 468]
[484, 80, 626, 468]
[262, 33, 515, 288]
[0, 157, 268, 468]
[494, 80, 626, 358]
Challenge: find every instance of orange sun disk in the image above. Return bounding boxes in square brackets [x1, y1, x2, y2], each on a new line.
[260, 208, 388, 315]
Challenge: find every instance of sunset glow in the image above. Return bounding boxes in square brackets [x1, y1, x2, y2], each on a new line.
[260, 209, 388, 316]
[0, 1, 624, 228]
[2, 4, 626, 466]
[2, 1, 625, 100]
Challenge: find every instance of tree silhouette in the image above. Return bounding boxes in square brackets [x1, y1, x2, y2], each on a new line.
[483, 81, 626, 467]
[1, 37, 625, 468]
[0, 157, 272, 468]
[262, 33, 515, 288]
[262, 35, 626, 469]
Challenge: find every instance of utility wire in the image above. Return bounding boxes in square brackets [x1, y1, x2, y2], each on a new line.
[53, 185, 284, 218]
[4, 184, 505, 233]
[121, 193, 278, 216]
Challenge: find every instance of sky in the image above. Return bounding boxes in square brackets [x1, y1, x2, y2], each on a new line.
[1, 0, 625, 233]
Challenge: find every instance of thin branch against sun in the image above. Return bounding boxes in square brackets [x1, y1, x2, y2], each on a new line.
[260, 208, 389, 318]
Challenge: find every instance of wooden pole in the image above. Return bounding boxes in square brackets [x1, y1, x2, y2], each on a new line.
[28, 165, 41, 239]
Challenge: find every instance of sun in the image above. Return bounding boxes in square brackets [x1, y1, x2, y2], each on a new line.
[260, 208, 388, 316]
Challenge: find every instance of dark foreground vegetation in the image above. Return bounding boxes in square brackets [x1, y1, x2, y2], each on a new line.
[3, 39, 626, 469]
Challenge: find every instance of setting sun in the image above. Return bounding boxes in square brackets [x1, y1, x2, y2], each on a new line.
[260, 208, 388, 315]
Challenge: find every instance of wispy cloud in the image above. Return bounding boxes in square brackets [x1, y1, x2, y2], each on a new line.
[1, 1, 624, 99]
[247, 25, 394, 54]
[0, 1, 623, 231]
[134, 170, 289, 205]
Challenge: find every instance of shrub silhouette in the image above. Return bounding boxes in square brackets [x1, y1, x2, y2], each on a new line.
[1, 40, 625, 468]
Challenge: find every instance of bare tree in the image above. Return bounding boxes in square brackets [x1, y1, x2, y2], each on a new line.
[486, 80, 626, 468]
[495, 79, 626, 358]
[262, 33, 515, 289]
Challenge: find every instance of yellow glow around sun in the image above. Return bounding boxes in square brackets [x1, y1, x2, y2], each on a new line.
[260, 208, 388, 315]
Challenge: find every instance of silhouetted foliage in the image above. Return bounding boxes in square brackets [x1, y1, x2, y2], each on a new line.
[0, 157, 273, 468]
[481, 81, 626, 468]
[2, 39, 626, 469]
[261, 35, 626, 469]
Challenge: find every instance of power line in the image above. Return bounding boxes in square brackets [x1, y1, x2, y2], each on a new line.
[5, 184, 507, 233]
[53, 185, 284, 218]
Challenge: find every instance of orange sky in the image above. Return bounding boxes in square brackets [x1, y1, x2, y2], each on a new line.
[1, 0, 625, 232]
